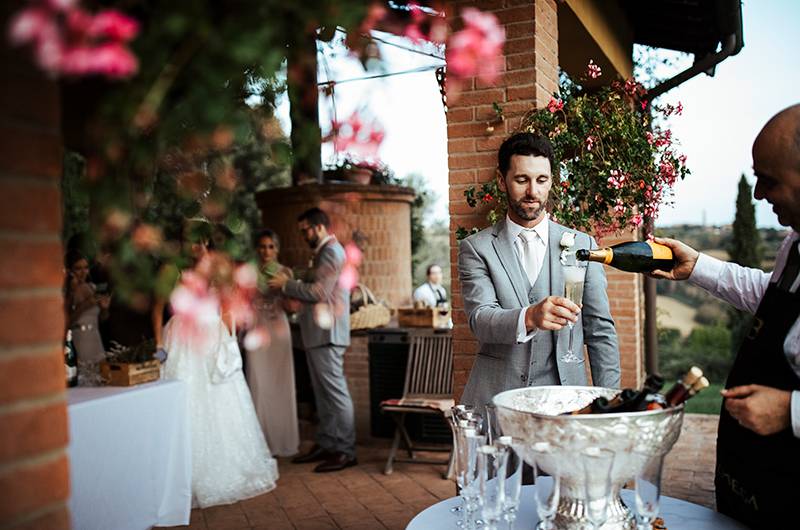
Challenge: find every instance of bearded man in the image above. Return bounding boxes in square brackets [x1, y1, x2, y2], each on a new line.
[458, 132, 620, 409]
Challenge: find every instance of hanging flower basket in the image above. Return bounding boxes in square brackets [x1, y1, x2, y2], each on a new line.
[457, 63, 690, 240]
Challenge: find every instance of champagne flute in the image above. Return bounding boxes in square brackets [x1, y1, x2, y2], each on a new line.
[582, 446, 615, 530]
[456, 429, 485, 529]
[532, 442, 561, 530]
[561, 251, 587, 363]
[634, 451, 665, 530]
[478, 444, 508, 530]
[497, 436, 523, 530]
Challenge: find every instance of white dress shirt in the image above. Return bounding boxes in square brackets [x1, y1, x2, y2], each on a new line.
[504, 215, 549, 343]
[689, 231, 800, 438]
[413, 282, 447, 307]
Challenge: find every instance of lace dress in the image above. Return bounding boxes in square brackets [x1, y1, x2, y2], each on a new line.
[163, 313, 278, 508]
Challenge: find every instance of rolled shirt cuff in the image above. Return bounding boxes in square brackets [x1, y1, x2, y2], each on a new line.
[688, 253, 726, 292]
[516, 307, 538, 343]
[792, 391, 800, 438]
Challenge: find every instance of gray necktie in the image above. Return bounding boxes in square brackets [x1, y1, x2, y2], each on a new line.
[518, 230, 541, 285]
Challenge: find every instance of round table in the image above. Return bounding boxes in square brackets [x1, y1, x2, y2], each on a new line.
[406, 486, 747, 529]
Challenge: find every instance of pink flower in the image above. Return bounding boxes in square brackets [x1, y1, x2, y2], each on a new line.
[327, 111, 385, 161]
[585, 135, 595, 151]
[131, 223, 163, 252]
[233, 263, 258, 291]
[243, 326, 270, 352]
[8, 1, 139, 79]
[445, 8, 505, 84]
[338, 263, 359, 291]
[631, 213, 644, 227]
[547, 98, 564, 113]
[403, 2, 426, 43]
[587, 59, 602, 79]
[607, 169, 625, 189]
[87, 10, 140, 41]
[645, 131, 654, 145]
[676, 102, 684, 115]
[344, 242, 363, 267]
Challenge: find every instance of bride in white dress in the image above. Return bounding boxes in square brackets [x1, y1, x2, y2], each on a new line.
[159, 241, 278, 508]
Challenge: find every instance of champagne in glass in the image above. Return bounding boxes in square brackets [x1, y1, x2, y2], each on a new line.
[561, 253, 587, 363]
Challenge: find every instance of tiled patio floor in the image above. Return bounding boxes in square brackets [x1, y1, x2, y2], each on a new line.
[168, 414, 718, 530]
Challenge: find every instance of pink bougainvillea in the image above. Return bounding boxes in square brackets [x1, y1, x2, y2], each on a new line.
[325, 111, 385, 163]
[446, 8, 505, 85]
[8, 0, 139, 79]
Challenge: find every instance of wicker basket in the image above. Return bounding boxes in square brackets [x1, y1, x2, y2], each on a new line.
[350, 284, 391, 330]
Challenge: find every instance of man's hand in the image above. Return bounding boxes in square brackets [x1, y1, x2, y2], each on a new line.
[525, 296, 580, 332]
[648, 237, 701, 281]
[722, 384, 792, 435]
[267, 271, 290, 290]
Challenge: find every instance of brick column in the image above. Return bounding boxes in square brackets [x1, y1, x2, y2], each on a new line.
[0, 5, 71, 528]
[448, 0, 559, 400]
[447, 0, 643, 400]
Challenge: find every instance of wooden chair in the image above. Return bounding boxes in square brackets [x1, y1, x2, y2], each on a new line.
[380, 330, 454, 477]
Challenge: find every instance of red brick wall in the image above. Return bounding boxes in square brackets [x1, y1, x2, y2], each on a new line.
[256, 183, 415, 308]
[0, 6, 71, 528]
[447, 0, 643, 400]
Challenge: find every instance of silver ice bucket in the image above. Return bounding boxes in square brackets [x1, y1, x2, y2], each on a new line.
[493, 386, 684, 530]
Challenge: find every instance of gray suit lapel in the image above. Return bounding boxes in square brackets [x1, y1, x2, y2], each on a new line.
[491, 219, 530, 307]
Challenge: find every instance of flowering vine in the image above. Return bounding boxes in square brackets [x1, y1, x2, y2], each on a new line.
[457, 60, 690, 239]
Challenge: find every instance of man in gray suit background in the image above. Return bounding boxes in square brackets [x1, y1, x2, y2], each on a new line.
[458, 132, 620, 410]
[269, 207, 356, 472]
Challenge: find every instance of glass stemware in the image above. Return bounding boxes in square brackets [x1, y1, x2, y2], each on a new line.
[456, 429, 485, 529]
[634, 451, 665, 530]
[498, 436, 523, 530]
[478, 444, 509, 530]
[582, 446, 615, 530]
[560, 250, 587, 363]
[532, 442, 561, 530]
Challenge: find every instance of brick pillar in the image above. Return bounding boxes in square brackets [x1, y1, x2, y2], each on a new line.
[0, 5, 71, 529]
[448, 0, 559, 400]
[448, 0, 643, 399]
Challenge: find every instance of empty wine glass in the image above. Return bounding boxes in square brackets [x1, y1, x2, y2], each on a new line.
[456, 429, 485, 529]
[561, 251, 587, 363]
[582, 446, 615, 530]
[498, 436, 523, 530]
[485, 403, 500, 444]
[532, 442, 561, 530]
[634, 451, 665, 530]
[478, 444, 509, 530]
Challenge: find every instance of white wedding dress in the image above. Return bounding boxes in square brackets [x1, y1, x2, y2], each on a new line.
[163, 314, 278, 508]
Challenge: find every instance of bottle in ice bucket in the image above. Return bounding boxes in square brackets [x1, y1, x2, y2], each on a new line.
[64, 330, 78, 388]
[566, 368, 709, 414]
[575, 241, 675, 273]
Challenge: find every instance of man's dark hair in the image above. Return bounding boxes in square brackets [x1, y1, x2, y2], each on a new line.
[426, 263, 441, 276]
[298, 207, 330, 228]
[497, 132, 556, 177]
[254, 228, 280, 250]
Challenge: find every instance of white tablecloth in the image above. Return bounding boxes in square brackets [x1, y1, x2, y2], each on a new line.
[67, 380, 191, 530]
[407, 486, 748, 530]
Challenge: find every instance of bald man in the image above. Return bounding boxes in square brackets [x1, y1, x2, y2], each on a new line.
[653, 104, 800, 527]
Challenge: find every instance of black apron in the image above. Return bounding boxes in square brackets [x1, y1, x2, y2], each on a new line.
[715, 243, 800, 529]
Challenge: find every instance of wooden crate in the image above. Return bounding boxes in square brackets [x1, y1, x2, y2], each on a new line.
[100, 360, 160, 386]
[397, 307, 451, 329]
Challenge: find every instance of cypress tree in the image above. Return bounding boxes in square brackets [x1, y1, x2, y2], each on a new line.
[728, 174, 763, 353]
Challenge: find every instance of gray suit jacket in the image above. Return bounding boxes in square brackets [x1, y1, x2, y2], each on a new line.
[458, 218, 620, 408]
[284, 237, 351, 350]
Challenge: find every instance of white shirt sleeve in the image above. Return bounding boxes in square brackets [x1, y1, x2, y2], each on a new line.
[516, 307, 538, 343]
[792, 392, 800, 438]
[688, 253, 771, 314]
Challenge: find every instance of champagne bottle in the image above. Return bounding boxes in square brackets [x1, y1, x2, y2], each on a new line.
[664, 366, 704, 406]
[575, 241, 675, 273]
[64, 330, 78, 388]
[564, 376, 663, 415]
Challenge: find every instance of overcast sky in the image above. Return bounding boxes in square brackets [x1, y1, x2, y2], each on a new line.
[276, 0, 799, 229]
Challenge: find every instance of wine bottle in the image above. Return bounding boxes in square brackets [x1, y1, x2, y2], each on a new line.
[64, 330, 78, 388]
[610, 373, 665, 413]
[575, 241, 675, 273]
[664, 366, 704, 406]
[564, 376, 663, 415]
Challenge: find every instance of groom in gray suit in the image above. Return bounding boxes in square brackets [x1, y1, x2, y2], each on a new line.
[459, 132, 620, 410]
[269, 207, 356, 472]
